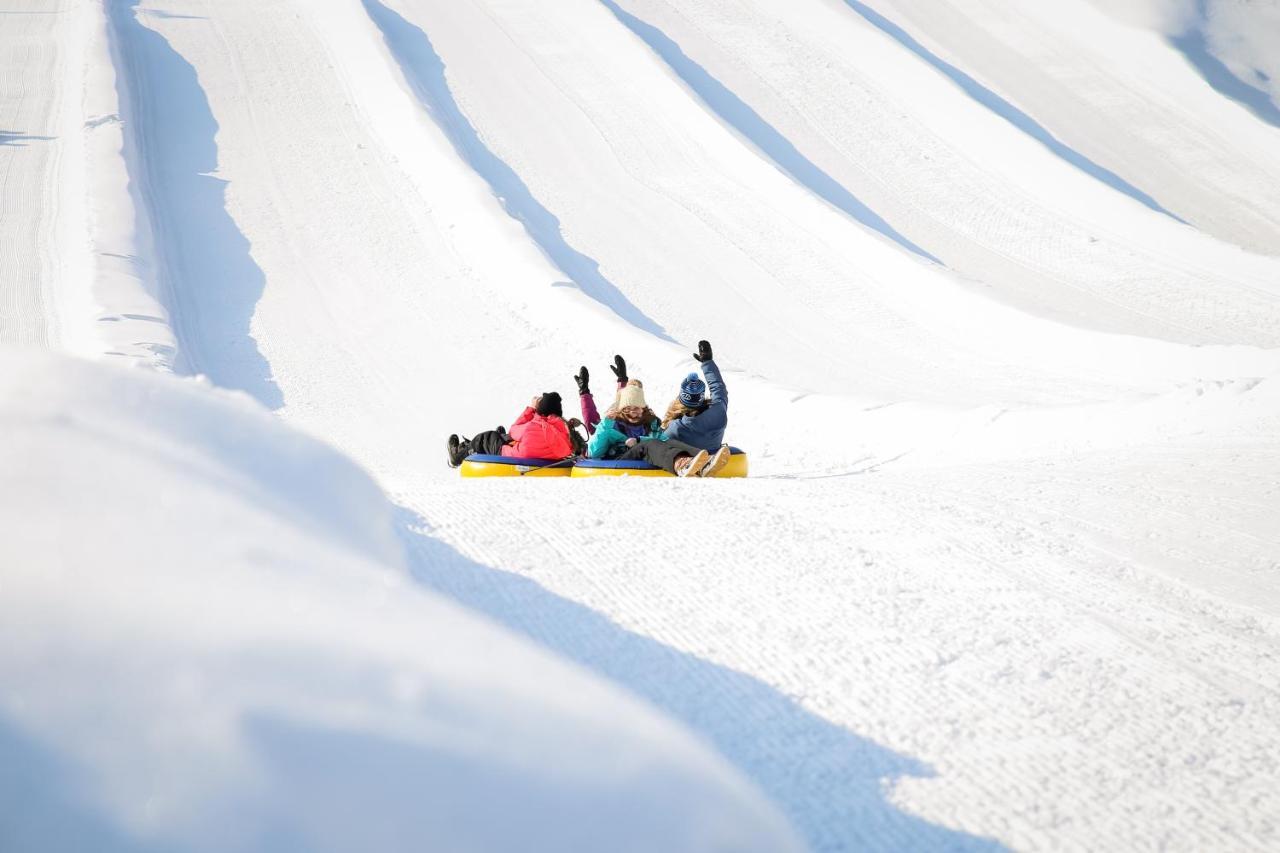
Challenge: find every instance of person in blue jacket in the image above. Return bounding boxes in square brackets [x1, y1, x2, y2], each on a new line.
[588, 376, 714, 476]
[661, 339, 732, 475]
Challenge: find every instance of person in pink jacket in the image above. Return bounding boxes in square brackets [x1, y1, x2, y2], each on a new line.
[446, 392, 576, 467]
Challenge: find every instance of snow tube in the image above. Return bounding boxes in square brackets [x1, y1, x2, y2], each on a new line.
[458, 454, 574, 478]
[571, 448, 748, 479]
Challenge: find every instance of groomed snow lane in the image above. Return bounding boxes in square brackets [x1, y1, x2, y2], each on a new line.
[0, 0, 80, 348]
[405, 435, 1280, 850]
[105, 0, 281, 405]
[47, 1, 1280, 850]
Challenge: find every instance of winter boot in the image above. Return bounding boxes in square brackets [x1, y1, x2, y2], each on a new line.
[676, 449, 710, 477]
[698, 444, 732, 478]
[447, 434, 471, 468]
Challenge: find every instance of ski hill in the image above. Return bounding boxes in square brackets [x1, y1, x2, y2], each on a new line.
[3, 0, 1280, 850]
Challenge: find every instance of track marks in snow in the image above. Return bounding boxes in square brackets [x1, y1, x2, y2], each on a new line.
[0, 125, 57, 346]
[599, 0, 940, 264]
[626, 1, 1280, 346]
[0, 3, 68, 348]
[397, 497, 1005, 853]
[834, 0, 1179, 220]
[404, 470, 1280, 850]
[362, 0, 675, 343]
[50, 3, 1280, 848]
[866, 0, 1280, 257]
[106, 0, 281, 407]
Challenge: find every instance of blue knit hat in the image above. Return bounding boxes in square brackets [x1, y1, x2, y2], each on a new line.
[679, 373, 706, 408]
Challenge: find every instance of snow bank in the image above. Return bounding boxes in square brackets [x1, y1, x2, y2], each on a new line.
[85, 0, 179, 368]
[0, 348, 801, 853]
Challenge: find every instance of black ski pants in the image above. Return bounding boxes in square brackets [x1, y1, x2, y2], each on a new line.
[468, 429, 511, 456]
[619, 438, 703, 474]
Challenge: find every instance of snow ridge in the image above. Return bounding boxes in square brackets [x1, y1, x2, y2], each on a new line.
[105, 0, 281, 406]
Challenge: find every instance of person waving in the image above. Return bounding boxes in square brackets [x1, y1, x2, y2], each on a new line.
[662, 340, 731, 476]
[588, 377, 712, 477]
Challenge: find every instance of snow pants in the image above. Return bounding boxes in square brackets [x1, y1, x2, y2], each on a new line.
[468, 429, 511, 456]
[620, 438, 703, 474]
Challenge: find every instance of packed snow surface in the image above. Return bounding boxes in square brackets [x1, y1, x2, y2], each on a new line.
[0, 348, 801, 853]
[3, 0, 1280, 850]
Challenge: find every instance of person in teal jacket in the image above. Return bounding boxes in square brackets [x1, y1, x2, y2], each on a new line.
[588, 377, 714, 476]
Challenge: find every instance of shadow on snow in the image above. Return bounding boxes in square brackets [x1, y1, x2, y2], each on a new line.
[0, 717, 162, 853]
[599, 0, 942, 265]
[362, 0, 675, 343]
[838, 0, 1185, 223]
[0, 514, 1002, 851]
[1168, 1, 1280, 130]
[397, 506, 1006, 852]
[0, 130, 55, 146]
[107, 1, 282, 409]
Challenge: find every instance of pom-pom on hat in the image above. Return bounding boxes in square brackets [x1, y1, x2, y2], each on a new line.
[536, 392, 563, 418]
[679, 372, 706, 408]
[616, 379, 647, 410]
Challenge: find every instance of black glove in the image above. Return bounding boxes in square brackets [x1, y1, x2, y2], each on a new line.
[609, 354, 627, 384]
[693, 340, 713, 363]
[574, 366, 590, 396]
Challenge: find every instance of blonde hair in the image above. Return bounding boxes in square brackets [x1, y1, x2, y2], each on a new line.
[661, 399, 699, 431]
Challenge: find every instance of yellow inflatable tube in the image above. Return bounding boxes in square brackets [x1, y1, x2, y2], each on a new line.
[571, 449, 749, 479]
[459, 454, 573, 478]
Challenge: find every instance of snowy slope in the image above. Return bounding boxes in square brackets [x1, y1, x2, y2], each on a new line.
[0, 0, 87, 349]
[0, 347, 801, 853]
[837, 0, 1280, 255]
[3, 0, 1280, 849]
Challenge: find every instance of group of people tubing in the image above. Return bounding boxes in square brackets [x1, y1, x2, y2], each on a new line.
[447, 340, 732, 477]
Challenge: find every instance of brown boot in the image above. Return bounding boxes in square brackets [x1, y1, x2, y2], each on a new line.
[676, 449, 710, 477]
[698, 444, 732, 477]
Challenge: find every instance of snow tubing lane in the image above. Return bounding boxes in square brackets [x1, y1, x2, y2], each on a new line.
[459, 454, 574, 477]
[572, 448, 748, 478]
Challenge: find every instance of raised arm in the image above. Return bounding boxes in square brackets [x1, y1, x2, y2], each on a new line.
[702, 360, 727, 409]
[695, 341, 727, 410]
[609, 354, 628, 390]
[576, 366, 601, 434]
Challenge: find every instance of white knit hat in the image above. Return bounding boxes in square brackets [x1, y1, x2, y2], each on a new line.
[616, 379, 647, 410]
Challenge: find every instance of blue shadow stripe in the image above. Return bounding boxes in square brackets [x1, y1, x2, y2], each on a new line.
[600, 0, 941, 264]
[1170, 30, 1280, 128]
[838, 0, 1185, 222]
[362, 0, 676, 343]
[108, 2, 283, 409]
[398, 506, 1008, 852]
